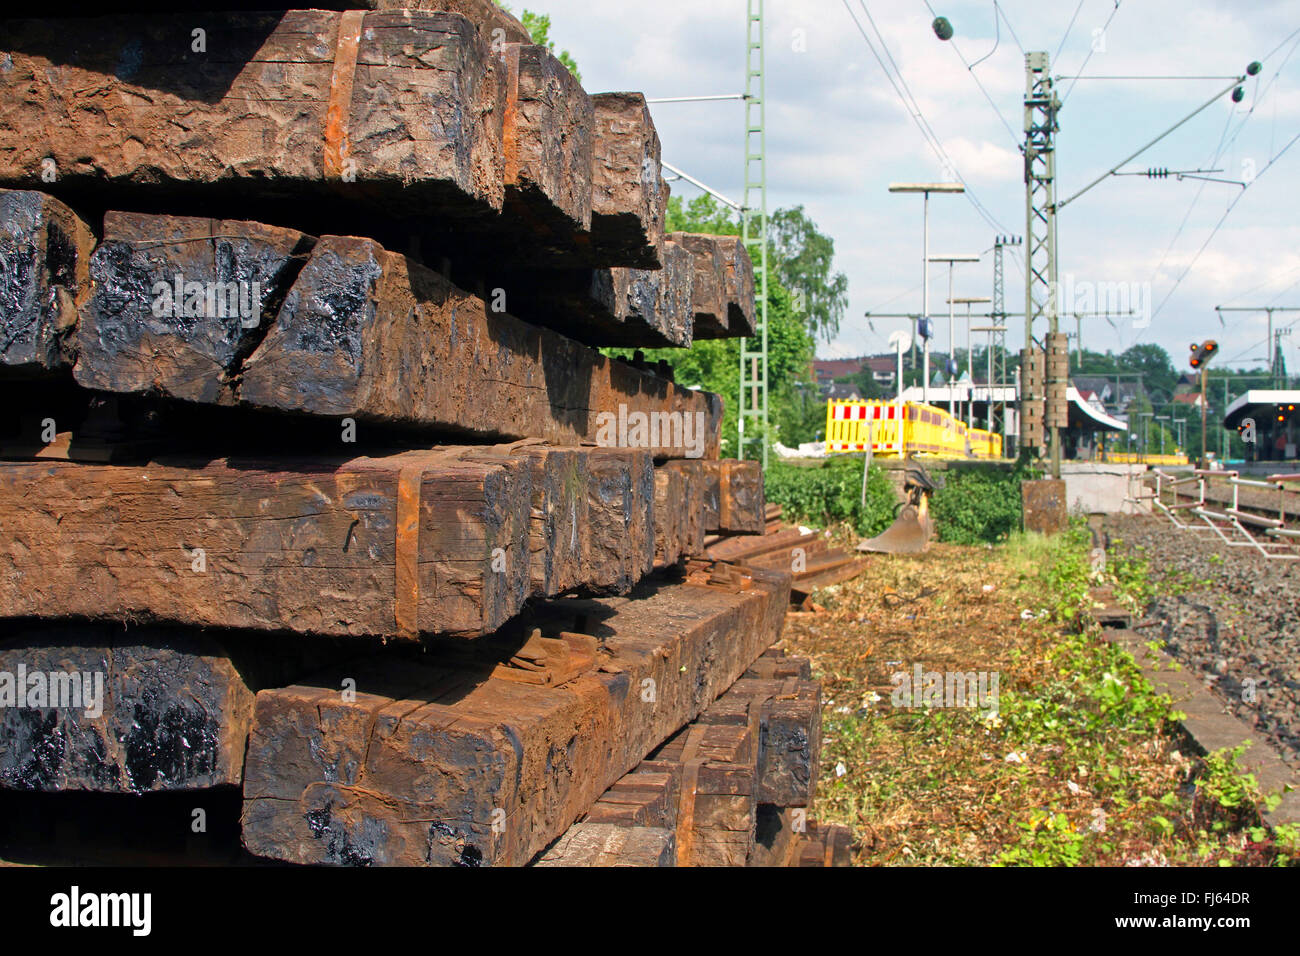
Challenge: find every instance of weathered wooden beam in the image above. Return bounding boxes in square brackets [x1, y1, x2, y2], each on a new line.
[794, 821, 854, 867]
[460, 443, 654, 598]
[239, 565, 790, 866]
[61, 217, 720, 454]
[0, 12, 506, 221]
[585, 659, 822, 865]
[703, 460, 765, 533]
[590, 93, 667, 269]
[671, 232, 728, 338]
[709, 526, 823, 564]
[583, 769, 679, 828]
[717, 236, 757, 338]
[489, 236, 694, 349]
[497, 42, 593, 247]
[0, 446, 663, 638]
[0, 450, 531, 639]
[651, 233, 757, 340]
[745, 647, 813, 681]
[749, 805, 805, 867]
[698, 675, 822, 807]
[0, 624, 355, 793]
[73, 212, 314, 405]
[659, 459, 708, 559]
[653, 465, 686, 568]
[0, 189, 95, 376]
[533, 823, 675, 867]
[582, 449, 656, 593]
[640, 721, 758, 867]
[237, 235, 720, 457]
[595, 238, 694, 347]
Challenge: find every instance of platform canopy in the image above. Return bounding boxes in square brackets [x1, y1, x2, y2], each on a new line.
[1223, 390, 1300, 429]
[901, 384, 1127, 431]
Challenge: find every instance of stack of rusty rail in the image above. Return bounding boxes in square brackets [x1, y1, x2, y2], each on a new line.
[0, 1, 847, 867]
[704, 504, 871, 607]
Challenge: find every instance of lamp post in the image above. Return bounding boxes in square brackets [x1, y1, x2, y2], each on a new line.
[950, 295, 992, 427]
[889, 329, 913, 455]
[928, 254, 981, 415]
[889, 183, 964, 405]
[973, 324, 1008, 431]
[1138, 411, 1153, 457]
[1155, 414, 1171, 456]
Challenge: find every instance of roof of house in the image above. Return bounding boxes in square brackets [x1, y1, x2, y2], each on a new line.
[813, 356, 901, 386]
[812, 358, 868, 382]
[820, 381, 863, 401]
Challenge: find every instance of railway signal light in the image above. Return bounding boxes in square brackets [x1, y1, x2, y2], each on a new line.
[1189, 339, 1219, 369]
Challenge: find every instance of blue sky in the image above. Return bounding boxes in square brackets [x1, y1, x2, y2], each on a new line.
[530, 0, 1300, 373]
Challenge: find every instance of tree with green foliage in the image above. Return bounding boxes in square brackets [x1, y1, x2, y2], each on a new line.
[768, 206, 849, 342]
[609, 194, 836, 453]
[495, 4, 581, 82]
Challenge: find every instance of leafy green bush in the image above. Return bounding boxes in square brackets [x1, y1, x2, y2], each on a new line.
[763, 458, 896, 537]
[931, 463, 1036, 545]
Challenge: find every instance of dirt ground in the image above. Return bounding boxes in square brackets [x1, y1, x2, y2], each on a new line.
[777, 527, 1290, 867]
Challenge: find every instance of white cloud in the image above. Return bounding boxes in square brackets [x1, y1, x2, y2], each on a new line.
[526, 0, 1299, 365]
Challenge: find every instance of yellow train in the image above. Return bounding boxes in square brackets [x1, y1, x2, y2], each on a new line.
[825, 400, 1003, 459]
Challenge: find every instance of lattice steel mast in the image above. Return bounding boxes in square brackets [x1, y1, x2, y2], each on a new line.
[1022, 51, 1063, 475]
[738, 0, 768, 466]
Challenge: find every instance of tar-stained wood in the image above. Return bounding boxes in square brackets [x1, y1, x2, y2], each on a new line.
[584, 450, 656, 592]
[0, 189, 95, 375]
[794, 820, 854, 867]
[653, 466, 686, 568]
[745, 648, 813, 681]
[498, 42, 593, 248]
[73, 212, 314, 406]
[456, 443, 654, 598]
[598, 238, 694, 347]
[698, 675, 822, 807]
[0, 623, 356, 793]
[748, 805, 804, 867]
[0, 449, 535, 639]
[571, 653, 821, 866]
[650, 721, 758, 867]
[583, 769, 679, 829]
[0, 12, 506, 220]
[0, 445, 669, 636]
[239, 566, 790, 866]
[660, 459, 708, 557]
[238, 235, 721, 458]
[716, 236, 757, 338]
[706, 526, 818, 565]
[485, 236, 694, 349]
[703, 459, 765, 532]
[533, 823, 675, 867]
[590, 93, 667, 269]
[671, 232, 728, 338]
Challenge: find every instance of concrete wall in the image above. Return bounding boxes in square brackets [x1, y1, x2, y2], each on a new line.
[1060, 462, 1150, 515]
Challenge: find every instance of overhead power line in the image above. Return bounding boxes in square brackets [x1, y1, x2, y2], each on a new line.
[1060, 1, 1125, 105]
[1141, 128, 1300, 332]
[921, 0, 1022, 152]
[1054, 0, 1086, 63]
[840, 0, 1011, 234]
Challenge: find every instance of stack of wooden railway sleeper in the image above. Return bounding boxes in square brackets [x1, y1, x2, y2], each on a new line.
[0, 1, 850, 866]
